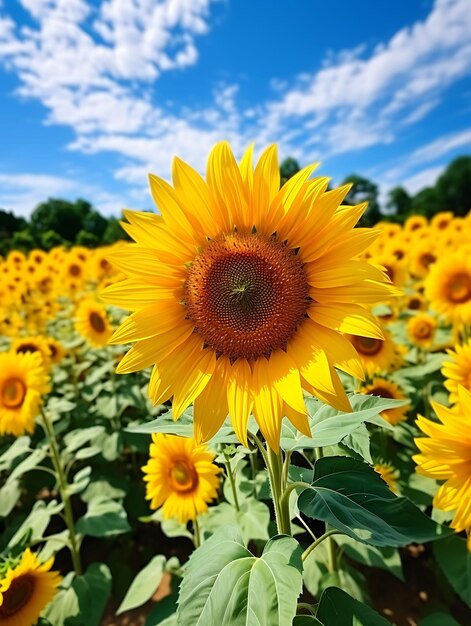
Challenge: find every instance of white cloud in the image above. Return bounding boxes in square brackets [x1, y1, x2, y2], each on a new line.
[401, 165, 445, 195]
[0, 0, 471, 215]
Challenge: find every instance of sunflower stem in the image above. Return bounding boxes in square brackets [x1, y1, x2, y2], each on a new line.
[193, 516, 201, 548]
[40, 408, 82, 576]
[266, 446, 291, 535]
[223, 452, 240, 512]
[301, 529, 343, 562]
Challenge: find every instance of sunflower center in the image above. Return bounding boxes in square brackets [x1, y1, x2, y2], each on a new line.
[447, 273, 471, 304]
[69, 264, 81, 277]
[184, 234, 310, 360]
[369, 386, 393, 399]
[0, 575, 35, 617]
[16, 343, 38, 355]
[89, 312, 106, 333]
[1, 378, 27, 409]
[352, 336, 383, 356]
[408, 297, 422, 310]
[414, 322, 432, 339]
[420, 253, 436, 268]
[170, 461, 198, 493]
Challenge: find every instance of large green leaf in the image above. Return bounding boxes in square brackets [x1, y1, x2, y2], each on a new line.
[0, 477, 21, 517]
[67, 563, 112, 626]
[177, 527, 303, 626]
[315, 587, 390, 625]
[199, 499, 270, 544]
[280, 395, 399, 452]
[117, 555, 166, 614]
[76, 498, 130, 537]
[335, 536, 404, 581]
[434, 535, 471, 608]
[8, 500, 63, 548]
[420, 614, 461, 626]
[298, 457, 451, 547]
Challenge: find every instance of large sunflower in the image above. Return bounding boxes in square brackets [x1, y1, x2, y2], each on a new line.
[75, 298, 113, 347]
[425, 250, 471, 324]
[414, 385, 471, 550]
[0, 549, 61, 626]
[442, 340, 471, 404]
[0, 352, 50, 437]
[142, 433, 221, 523]
[104, 142, 396, 450]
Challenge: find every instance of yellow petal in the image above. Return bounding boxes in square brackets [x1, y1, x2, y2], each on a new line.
[193, 357, 230, 443]
[252, 357, 283, 452]
[269, 349, 307, 415]
[227, 359, 253, 447]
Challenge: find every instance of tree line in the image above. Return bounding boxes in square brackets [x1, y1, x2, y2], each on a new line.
[1, 155, 469, 254]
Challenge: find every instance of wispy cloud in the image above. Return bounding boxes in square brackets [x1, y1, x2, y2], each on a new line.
[0, 0, 470, 216]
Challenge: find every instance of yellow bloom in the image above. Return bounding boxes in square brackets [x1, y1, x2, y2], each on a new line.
[75, 298, 113, 347]
[414, 385, 471, 550]
[347, 328, 399, 376]
[104, 142, 396, 450]
[142, 434, 221, 523]
[407, 313, 437, 348]
[431, 211, 454, 231]
[0, 549, 61, 626]
[442, 340, 471, 404]
[404, 214, 428, 233]
[0, 352, 50, 437]
[374, 462, 400, 493]
[410, 242, 437, 279]
[45, 338, 66, 365]
[11, 336, 52, 369]
[361, 377, 409, 424]
[425, 250, 471, 323]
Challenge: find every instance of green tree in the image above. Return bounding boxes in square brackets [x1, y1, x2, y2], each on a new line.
[411, 187, 442, 218]
[103, 217, 127, 244]
[76, 230, 100, 247]
[11, 229, 37, 252]
[40, 229, 66, 250]
[342, 174, 382, 226]
[386, 187, 412, 217]
[30, 198, 92, 242]
[280, 158, 300, 185]
[0, 209, 29, 255]
[435, 156, 471, 216]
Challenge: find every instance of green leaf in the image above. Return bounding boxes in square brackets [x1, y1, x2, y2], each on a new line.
[298, 457, 451, 547]
[66, 563, 112, 626]
[177, 527, 303, 626]
[0, 436, 31, 472]
[315, 587, 390, 625]
[335, 536, 404, 581]
[398, 353, 446, 379]
[9, 448, 46, 480]
[420, 614, 461, 626]
[280, 395, 399, 451]
[8, 500, 63, 548]
[434, 535, 471, 608]
[200, 499, 270, 543]
[293, 617, 323, 625]
[64, 426, 105, 453]
[44, 574, 79, 626]
[76, 498, 131, 537]
[117, 555, 166, 614]
[145, 574, 181, 626]
[0, 477, 22, 517]
[341, 423, 373, 463]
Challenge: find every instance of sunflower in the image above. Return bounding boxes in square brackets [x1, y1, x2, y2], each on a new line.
[11, 336, 52, 369]
[410, 243, 437, 279]
[104, 142, 396, 450]
[414, 385, 471, 550]
[425, 250, 471, 324]
[75, 298, 113, 347]
[404, 293, 427, 312]
[404, 215, 428, 233]
[373, 251, 407, 288]
[374, 462, 400, 493]
[431, 211, 453, 231]
[407, 313, 437, 348]
[0, 549, 61, 626]
[347, 328, 399, 377]
[361, 377, 409, 424]
[45, 338, 66, 365]
[142, 434, 221, 523]
[442, 340, 471, 404]
[0, 351, 50, 437]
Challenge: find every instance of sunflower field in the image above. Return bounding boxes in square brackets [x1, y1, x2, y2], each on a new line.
[1, 143, 471, 626]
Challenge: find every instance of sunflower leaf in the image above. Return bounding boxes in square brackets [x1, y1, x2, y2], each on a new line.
[315, 587, 390, 625]
[298, 457, 452, 547]
[434, 535, 471, 608]
[177, 527, 303, 626]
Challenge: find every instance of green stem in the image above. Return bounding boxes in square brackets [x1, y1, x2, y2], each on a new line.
[279, 482, 311, 512]
[266, 446, 291, 535]
[301, 529, 343, 562]
[40, 408, 82, 575]
[297, 603, 316, 616]
[223, 452, 240, 512]
[193, 517, 201, 548]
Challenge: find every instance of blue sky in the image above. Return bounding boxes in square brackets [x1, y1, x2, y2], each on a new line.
[0, 0, 470, 217]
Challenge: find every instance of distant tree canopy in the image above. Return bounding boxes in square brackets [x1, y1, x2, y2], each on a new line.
[0, 154, 469, 255]
[0, 198, 127, 256]
[280, 154, 471, 225]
